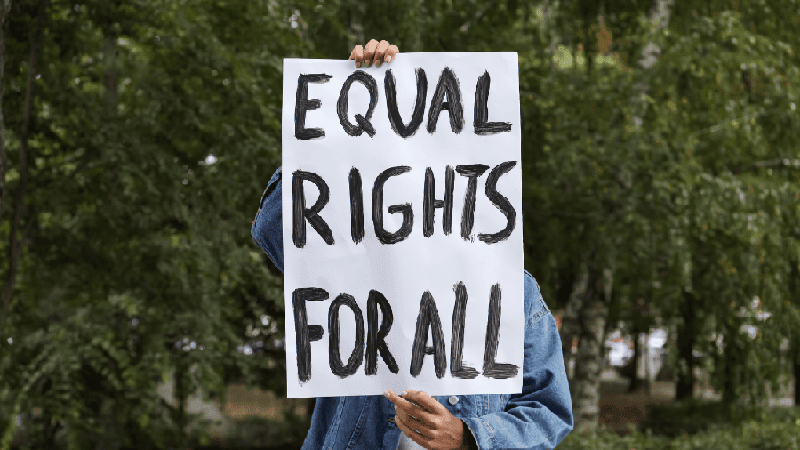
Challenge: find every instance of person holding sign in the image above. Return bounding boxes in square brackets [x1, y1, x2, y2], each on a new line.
[252, 39, 573, 450]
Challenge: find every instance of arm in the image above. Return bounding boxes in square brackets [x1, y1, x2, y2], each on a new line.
[251, 40, 403, 450]
[251, 166, 284, 272]
[250, 40, 399, 272]
[250, 40, 402, 450]
[462, 274, 574, 450]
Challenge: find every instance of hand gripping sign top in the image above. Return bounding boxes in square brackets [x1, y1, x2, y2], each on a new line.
[281, 53, 523, 398]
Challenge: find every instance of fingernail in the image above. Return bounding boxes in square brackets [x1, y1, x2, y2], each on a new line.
[386, 56, 392, 63]
[401, 390, 407, 396]
[384, 390, 389, 397]
[375, 60, 382, 68]
[363, 60, 371, 68]
[356, 62, 361, 68]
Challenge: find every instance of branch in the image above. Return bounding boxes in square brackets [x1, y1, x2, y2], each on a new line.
[735, 158, 800, 173]
[687, 111, 766, 138]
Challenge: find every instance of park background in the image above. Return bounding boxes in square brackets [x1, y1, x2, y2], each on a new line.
[0, 0, 799, 449]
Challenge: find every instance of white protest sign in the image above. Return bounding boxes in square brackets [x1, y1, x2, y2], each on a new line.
[281, 53, 523, 398]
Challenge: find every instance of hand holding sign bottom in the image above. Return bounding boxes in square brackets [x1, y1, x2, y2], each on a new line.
[385, 390, 477, 450]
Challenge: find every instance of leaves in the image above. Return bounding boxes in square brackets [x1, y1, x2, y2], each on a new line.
[1, 0, 798, 446]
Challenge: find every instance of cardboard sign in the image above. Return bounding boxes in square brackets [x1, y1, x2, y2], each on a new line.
[281, 53, 523, 398]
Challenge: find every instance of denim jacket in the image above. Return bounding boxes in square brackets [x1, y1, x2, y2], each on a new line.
[251, 167, 574, 449]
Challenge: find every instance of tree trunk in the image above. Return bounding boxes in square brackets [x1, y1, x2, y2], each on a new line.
[721, 318, 739, 403]
[675, 290, 695, 400]
[0, 0, 11, 230]
[628, 326, 641, 392]
[346, 6, 364, 53]
[792, 261, 799, 407]
[793, 333, 799, 407]
[29, 377, 62, 449]
[643, 328, 652, 395]
[543, 0, 559, 71]
[400, 0, 422, 52]
[174, 351, 189, 450]
[571, 250, 606, 432]
[1, 0, 47, 340]
[103, 18, 118, 115]
[560, 260, 586, 383]
[0, 0, 10, 356]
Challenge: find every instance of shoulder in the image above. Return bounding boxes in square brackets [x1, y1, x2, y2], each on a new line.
[523, 270, 551, 326]
[257, 166, 283, 211]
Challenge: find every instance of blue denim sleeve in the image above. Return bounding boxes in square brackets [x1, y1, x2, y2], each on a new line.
[301, 397, 341, 449]
[251, 166, 284, 273]
[462, 273, 574, 450]
[302, 396, 393, 450]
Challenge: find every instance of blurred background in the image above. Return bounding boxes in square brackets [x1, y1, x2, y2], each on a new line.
[0, 0, 798, 449]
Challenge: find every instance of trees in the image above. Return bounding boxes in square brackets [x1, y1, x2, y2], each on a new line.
[1, 0, 797, 447]
[521, 0, 800, 429]
[0, 0, 295, 447]
[647, 3, 799, 405]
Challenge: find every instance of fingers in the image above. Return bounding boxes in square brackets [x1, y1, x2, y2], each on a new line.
[402, 390, 448, 415]
[385, 44, 399, 64]
[374, 40, 389, 67]
[394, 407, 435, 438]
[395, 412, 435, 447]
[350, 40, 399, 68]
[350, 45, 365, 68]
[398, 404, 436, 429]
[363, 39, 379, 67]
[384, 391, 437, 425]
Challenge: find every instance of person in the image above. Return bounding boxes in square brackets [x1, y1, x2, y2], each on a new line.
[251, 39, 574, 450]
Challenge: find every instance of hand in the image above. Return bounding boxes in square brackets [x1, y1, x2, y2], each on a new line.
[384, 390, 475, 450]
[349, 39, 399, 68]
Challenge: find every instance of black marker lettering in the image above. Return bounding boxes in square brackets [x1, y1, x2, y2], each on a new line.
[366, 290, 399, 375]
[293, 287, 329, 382]
[474, 71, 512, 135]
[427, 67, 464, 134]
[295, 74, 332, 140]
[292, 170, 334, 248]
[450, 282, 479, 379]
[372, 166, 413, 245]
[328, 293, 365, 378]
[456, 165, 490, 241]
[349, 167, 365, 244]
[337, 70, 378, 137]
[478, 161, 517, 244]
[423, 166, 455, 237]
[483, 284, 519, 379]
[384, 69, 428, 138]
[410, 291, 447, 379]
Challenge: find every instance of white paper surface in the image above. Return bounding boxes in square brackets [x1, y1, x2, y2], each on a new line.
[281, 53, 524, 398]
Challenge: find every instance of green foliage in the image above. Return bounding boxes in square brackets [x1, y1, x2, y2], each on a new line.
[1, 0, 296, 447]
[209, 411, 310, 448]
[518, 0, 800, 408]
[642, 400, 800, 437]
[1, 0, 798, 448]
[558, 407, 800, 450]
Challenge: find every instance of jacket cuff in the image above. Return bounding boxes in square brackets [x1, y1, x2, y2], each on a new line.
[463, 417, 496, 450]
